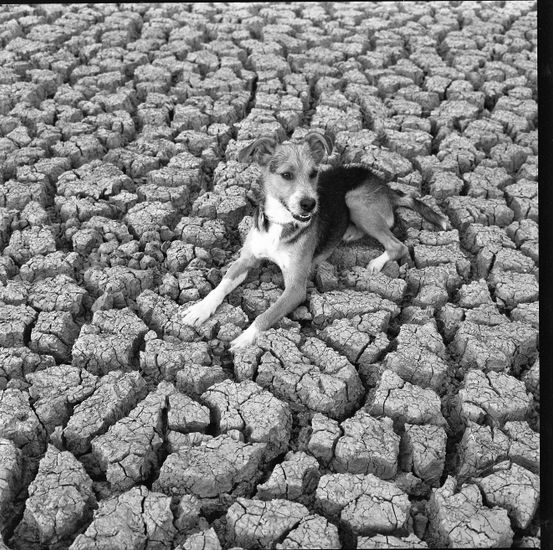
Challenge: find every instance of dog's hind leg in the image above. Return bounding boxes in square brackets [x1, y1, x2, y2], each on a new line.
[346, 194, 408, 274]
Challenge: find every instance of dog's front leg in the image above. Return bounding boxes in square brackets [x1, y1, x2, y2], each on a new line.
[230, 274, 307, 352]
[182, 254, 258, 327]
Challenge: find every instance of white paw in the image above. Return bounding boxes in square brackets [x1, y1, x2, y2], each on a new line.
[181, 300, 215, 327]
[230, 324, 260, 353]
[367, 252, 390, 274]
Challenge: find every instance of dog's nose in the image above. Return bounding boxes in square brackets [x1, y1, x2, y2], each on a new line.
[300, 197, 316, 212]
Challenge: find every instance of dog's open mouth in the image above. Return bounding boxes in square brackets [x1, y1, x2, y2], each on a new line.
[292, 213, 312, 223]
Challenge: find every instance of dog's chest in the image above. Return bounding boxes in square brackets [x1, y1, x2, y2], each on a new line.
[247, 224, 291, 270]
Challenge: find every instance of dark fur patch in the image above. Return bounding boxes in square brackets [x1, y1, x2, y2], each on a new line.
[313, 165, 386, 258]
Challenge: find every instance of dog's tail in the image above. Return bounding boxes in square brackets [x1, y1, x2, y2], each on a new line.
[393, 189, 449, 230]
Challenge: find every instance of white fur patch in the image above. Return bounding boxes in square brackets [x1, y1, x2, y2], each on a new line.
[264, 195, 294, 225]
[181, 297, 219, 327]
[230, 323, 260, 352]
[244, 223, 292, 272]
[368, 251, 390, 274]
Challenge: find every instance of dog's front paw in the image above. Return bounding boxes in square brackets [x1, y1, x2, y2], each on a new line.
[230, 324, 260, 353]
[181, 300, 214, 327]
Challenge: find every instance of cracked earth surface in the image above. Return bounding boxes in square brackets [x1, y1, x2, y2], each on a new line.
[0, 2, 539, 549]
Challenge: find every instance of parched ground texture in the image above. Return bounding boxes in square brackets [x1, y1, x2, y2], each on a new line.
[0, 2, 539, 549]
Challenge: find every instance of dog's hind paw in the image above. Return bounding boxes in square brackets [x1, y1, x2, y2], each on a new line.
[367, 251, 390, 274]
[230, 323, 260, 353]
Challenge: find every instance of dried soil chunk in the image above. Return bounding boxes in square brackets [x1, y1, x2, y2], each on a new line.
[83, 266, 154, 305]
[28, 275, 87, 315]
[0, 305, 36, 347]
[308, 414, 342, 465]
[309, 290, 399, 329]
[181, 528, 222, 550]
[70, 486, 176, 550]
[176, 216, 228, 249]
[57, 160, 133, 199]
[257, 451, 320, 503]
[506, 218, 538, 247]
[505, 179, 538, 222]
[489, 269, 538, 308]
[0, 438, 22, 535]
[412, 243, 470, 279]
[0, 282, 28, 309]
[316, 473, 410, 536]
[124, 201, 177, 238]
[192, 186, 248, 228]
[4, 227, 56, 265]
[341, 268, 407, 303]
[72, 308, 148, 375]
[167, 392, 210, 434]
[368, 370, 446, 427]
[383, 322, 449, 391]
[0, 388, 45, 457]
[457, 422, 510, 481]
[451, 320, 538, 372]
[63, 371, 148, 455]
[26, 365, 98, 435]
[154, 434, 266, 498]
[140, 337, 222, 394]
[400, 424, 447, 486]
[427, 477, 513, 548]
[504, 421, 539, 474]
[461, 223, 515, 255]
[92, 382, 174, 491]
[489, 142, 529, 173]
[256, 331, 364, 420]
[458, 370, 532, 427]
[202, 380, 291, 459]
[11, 445, 96, 550]
[491, 247, 535, 273]
[405, 264, 462, 296]
[318, 318, 378, 365]
[355, 534, 427, 548]
[332, 411, 400, 479]
[136, 290, 195, 342]
[476, 461, 539, 530]
[275, 514, 341, 550]
[0, 179, 49, 210]
[457, 279, 494, 308]
[511, 302, 539, 329]
[19, 251, 81, 283]
[523, 358, 539, 401]
[226, 498, 310, 549]
[462, 166, 511, 198]
[29, 311, 80, 362]
[445, 196, 514, 231]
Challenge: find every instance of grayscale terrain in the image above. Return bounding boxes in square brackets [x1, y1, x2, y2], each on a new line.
[0, 2, 538, 549]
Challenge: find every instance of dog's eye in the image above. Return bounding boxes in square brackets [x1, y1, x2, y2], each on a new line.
[280, 172, 293, 180]
[309, 170, 318, 179]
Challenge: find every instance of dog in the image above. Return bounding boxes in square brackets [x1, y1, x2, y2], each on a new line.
[182, 132, 448, 352]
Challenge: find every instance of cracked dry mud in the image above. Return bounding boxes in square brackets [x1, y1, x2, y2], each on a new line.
[0, 2, 538, 549]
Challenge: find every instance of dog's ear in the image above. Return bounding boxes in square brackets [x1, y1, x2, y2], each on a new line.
[238, 137, 277, 166]
[304, 132, 333, 163]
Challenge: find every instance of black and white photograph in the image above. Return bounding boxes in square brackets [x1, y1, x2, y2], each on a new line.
[0, 2, 540, 549]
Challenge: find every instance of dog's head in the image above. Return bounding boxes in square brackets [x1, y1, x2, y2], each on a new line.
[238, 132, 333, 224]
